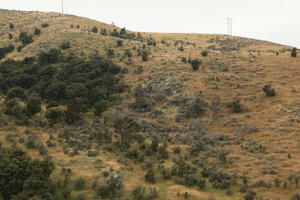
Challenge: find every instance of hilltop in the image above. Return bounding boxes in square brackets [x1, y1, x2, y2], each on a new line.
[0, 9, 300, 200]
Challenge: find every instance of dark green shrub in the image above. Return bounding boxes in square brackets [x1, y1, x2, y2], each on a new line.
[181, 57, 187, 63]
[158, 144, 169, 159]
[34, 28, 41, 36]
[106, 49, 115, 58]
[25, 95, 42, 117]
[41, 23, 49, 28]
[244, 190, 256, 200]
[178, 46, 184, 51]
[19, 32, 33, 46]
[38, 48, 61, 64]
[145, 169, 156, 184]
[151, 138, 159, 152]
[132, 186, 159, 200]
[100, 28, 108, 36]
[263, 84, 275, 97]
[38, 145, 48, 155]
[124, 49, 132, 57]
[8, 33, 13, 39]
[94, 100, 108, 116]
[0, 44, 15, 59]
[114, 115, 139, 147]
[45, 107, 65, 125]
[4, 99, 24, 118]
[73, 194, 86, 200]
[173, 146, 181, 154]
[9, 23, 14, 29]
[61, 41, 71, 50]
[228, 100, 242, 113]
[142, 50, 149, 62]
[91, 27, 98, 33]
[159, 167, 171, 180]
[74, 177, 85, 190]
[190, 59, 201, 71]
[201, 50, 208, 57]
[116, 40, 123, 47]
[7, 87, 26, 100]
[291, 47, 297, 57]
[0, 146, 54, 200]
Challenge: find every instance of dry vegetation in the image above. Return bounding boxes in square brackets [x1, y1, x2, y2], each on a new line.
[0, 9, 300, 200]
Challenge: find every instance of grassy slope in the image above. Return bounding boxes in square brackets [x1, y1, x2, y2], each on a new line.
[1, 9, 300, 200]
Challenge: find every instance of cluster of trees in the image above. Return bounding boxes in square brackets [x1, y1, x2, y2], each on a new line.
[0, 44, 14, 59]
[0, 48, 125, 125]
[0, 145, 55, 200]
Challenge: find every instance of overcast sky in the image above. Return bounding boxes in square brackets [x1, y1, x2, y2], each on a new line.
[1, 0, 299, 47]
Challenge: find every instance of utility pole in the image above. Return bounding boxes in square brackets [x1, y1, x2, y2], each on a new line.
[61, 0, 64, 14]
[226, 17, 233, 36]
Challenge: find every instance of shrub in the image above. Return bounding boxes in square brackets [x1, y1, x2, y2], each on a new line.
[173, 146, 181, 154]
[132, 186, 159, 200]
[201, 50, 208, 57]
[38, 48, 62, 64]
[114, 115, 139, 147]
[291, 47, 297, 57]
[8, 33, 13, 39]
[190, 59, 201, 71]
[34, 28, 41, 36]
[0, 45, 15, 59]
[25, 95, 42, 117]
[124, 49, 132, 57]
[116, 40, 123, 47]
[181, 57, 187, 63]
[61, 41, 71, 50]
[228, 100, 242, 113]
[145, 169, 156, 184]
[142, 50, 149, 62]
[0, 146, 54, 200]
[74, 177, 85, 190]
[9, 23, 14, 29]
[158, 144, 169, 159]
[94, 100, 108, 116]
[106, 49, 115, 58]
[97, 171, 123, 198]
[4, 99, 24, 118]
[244, 190, 256, 200]
[19, 32, 33, 46]
[100, 28, 108, 36]
[45, 107, 65, 125]
[91, 27, 98, 33]
[291, 193, 300, 200]
[7, 87, 26, 100]
[41, 23, 49, 28]
[178, 46, 184, 51]
[263, 84, 275, 97]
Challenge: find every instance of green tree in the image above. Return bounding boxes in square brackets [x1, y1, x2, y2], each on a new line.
[45, 107, 65, 125]
[291, 47, 297, 57]
[0, 146, 54, 200]
[7, 87, 26, 100]
[190, 59, 201, 71]
[145, 169, 156, 184]
[91, 27, 98, 33]
[25, 95, 42, 117]
[114, 115, 139, 147]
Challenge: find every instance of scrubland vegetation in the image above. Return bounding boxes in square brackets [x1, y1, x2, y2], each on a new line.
[0, 10, 300, 200]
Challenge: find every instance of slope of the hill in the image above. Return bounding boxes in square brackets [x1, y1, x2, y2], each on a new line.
[0, 9, 300, 200]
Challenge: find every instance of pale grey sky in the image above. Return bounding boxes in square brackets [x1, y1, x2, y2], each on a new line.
[1, 0, 299, 47]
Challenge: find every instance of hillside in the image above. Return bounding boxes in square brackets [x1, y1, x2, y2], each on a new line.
[0, 9, 300, 200]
